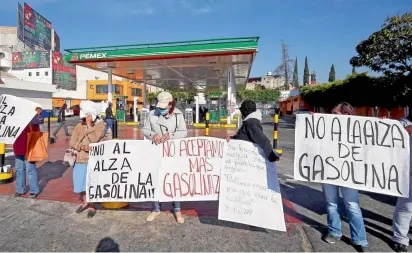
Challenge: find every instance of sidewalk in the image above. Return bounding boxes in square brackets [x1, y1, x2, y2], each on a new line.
[0, 125, 239, 216]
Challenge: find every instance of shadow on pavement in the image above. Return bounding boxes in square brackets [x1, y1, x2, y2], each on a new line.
[281, 182, 398, 251]
[37, 160, 69, 192]
[96, 237, 121, 252]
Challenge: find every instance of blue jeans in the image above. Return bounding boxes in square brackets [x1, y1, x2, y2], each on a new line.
[104, 119, 113, 136]
[322, 184, 368, 247]
[15, 156, 40, 194]
[152, 201, 181, 213]
[393, 174, 412, 246]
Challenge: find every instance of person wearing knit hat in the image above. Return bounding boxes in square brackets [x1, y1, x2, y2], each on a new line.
[225, 99, 279, 162]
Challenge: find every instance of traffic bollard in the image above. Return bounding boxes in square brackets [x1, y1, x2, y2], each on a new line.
[0, 143, 12, 184]
[273, 114, 283, 155]
[205, 112, 210, 136]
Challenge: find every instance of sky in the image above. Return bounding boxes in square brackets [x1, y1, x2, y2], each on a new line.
[0, 0, 410, 84]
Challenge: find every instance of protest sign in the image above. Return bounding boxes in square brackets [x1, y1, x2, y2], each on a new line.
[86, 140, 160, 202]
[294, 114, 410, 197]
[0, 94, 40, 144]
[158, 137, 224, 202]
[218, 140, 286, 231]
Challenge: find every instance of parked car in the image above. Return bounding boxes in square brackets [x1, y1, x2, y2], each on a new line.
[293, 108, 310, 118]
[70, 105, 80, 116]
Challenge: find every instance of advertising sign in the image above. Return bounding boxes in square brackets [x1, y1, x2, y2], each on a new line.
[12, 51, 50, 69]
[17, 3, 24, 42]
[53, 30, 60, 52]
[52, 52, 77, 90]
[23, 3, 52, 50]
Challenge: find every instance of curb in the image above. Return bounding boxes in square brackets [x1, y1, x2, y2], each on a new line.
[118, 122, 140, 126]
[192, 123, 237, 128]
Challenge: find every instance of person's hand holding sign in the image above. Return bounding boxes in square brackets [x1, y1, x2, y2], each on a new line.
[406, 125, 412, 135]
[161, 133, 170, 142]
[152, 134, 162, 144]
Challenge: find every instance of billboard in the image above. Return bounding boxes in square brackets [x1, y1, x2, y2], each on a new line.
[23, 3, 52, 50]
[12, 51, 51, 69]
[53, 30, 60, 52]
[17, 3, 24, 42]
[52, 52, 77, 90]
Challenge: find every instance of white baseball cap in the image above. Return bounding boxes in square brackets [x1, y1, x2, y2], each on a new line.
[156, 91, 173, 108]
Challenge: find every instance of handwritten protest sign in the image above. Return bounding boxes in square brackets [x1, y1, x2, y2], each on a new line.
[0, 94, 40, 144]
[158, 137, 224, 202]
[86, 140, 160, 202]
[218, 140, 286, 232]
[294, 114, 410, 197]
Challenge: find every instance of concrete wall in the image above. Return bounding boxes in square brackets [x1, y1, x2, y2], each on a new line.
[11, 67, 52, 83]
[0, 88, 53, 110]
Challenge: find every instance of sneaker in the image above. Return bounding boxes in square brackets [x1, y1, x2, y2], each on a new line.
[354, 245, 368, 252]
[146, 212, 161, 222]
[13, 193, 23, 197]
[323, 234, 340, 244]
[174, 212, 184, 224]
[29, 193, 38, 199]
[393, 242, 408, 252]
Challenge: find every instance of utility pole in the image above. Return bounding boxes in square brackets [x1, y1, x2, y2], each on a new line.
[274, 40, 294, 90]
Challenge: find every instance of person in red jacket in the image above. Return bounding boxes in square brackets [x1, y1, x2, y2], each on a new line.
[13, 107, 44, 199]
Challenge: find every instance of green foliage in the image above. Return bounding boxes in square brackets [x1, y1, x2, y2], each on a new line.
[293, 57, 299, 88]
[303, 56, 309, 85]
[300, 74, 412, 110]
[147, 92, 160, 104]
[350, 13, 412, 76]
[328, 64, 336, 82]
[238, 89, 280, 103]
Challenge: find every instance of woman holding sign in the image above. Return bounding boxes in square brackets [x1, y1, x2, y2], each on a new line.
[319, 103, 369, 251]
[143, 91, 187, 224]
[70, 105, 105, 218]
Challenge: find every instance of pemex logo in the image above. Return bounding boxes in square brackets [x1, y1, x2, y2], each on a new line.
[70, 53, 78, 61]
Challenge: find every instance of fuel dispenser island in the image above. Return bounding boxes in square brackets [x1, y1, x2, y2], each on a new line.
[115, 96, 127, 122]
[206, 93, 227, 123]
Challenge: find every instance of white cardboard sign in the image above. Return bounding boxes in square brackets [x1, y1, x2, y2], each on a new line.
[86, 140, 160, 202]
[158, 137, 224, 202]
[0, 94, 40, 144]
[294, 114, 410, 197]
[218, 140, 287, 232]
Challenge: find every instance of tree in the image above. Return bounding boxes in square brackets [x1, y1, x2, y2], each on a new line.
[350, 13, 412, 77]
[147, 92, 159, 104]
[292, 57, 299, 88]
[328, 64, 336, 82]
[352, 66, 357, 75]
[303, 56, 309, 85]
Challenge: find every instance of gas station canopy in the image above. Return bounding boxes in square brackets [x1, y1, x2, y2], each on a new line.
[64, 37, 259, 91]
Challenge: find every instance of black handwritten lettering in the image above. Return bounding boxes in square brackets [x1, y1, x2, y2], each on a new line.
[325, 157, 340, 180]
[298, 153, 310, 181]
[363, 120, 375, 145]
[316, 116, 326, 139]
[391, 124, 405, 148]
[338, 143, 350, 158]
[305, 115, 315, 139]
[331, 117, 342, 141]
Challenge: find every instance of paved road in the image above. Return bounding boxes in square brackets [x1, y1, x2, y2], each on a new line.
[0, 116, 405, 252]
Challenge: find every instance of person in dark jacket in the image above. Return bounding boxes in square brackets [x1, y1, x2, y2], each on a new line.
[104, 102, 114, 137]
[53, 103, 70, 138]
[225, 100, 279, 162]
